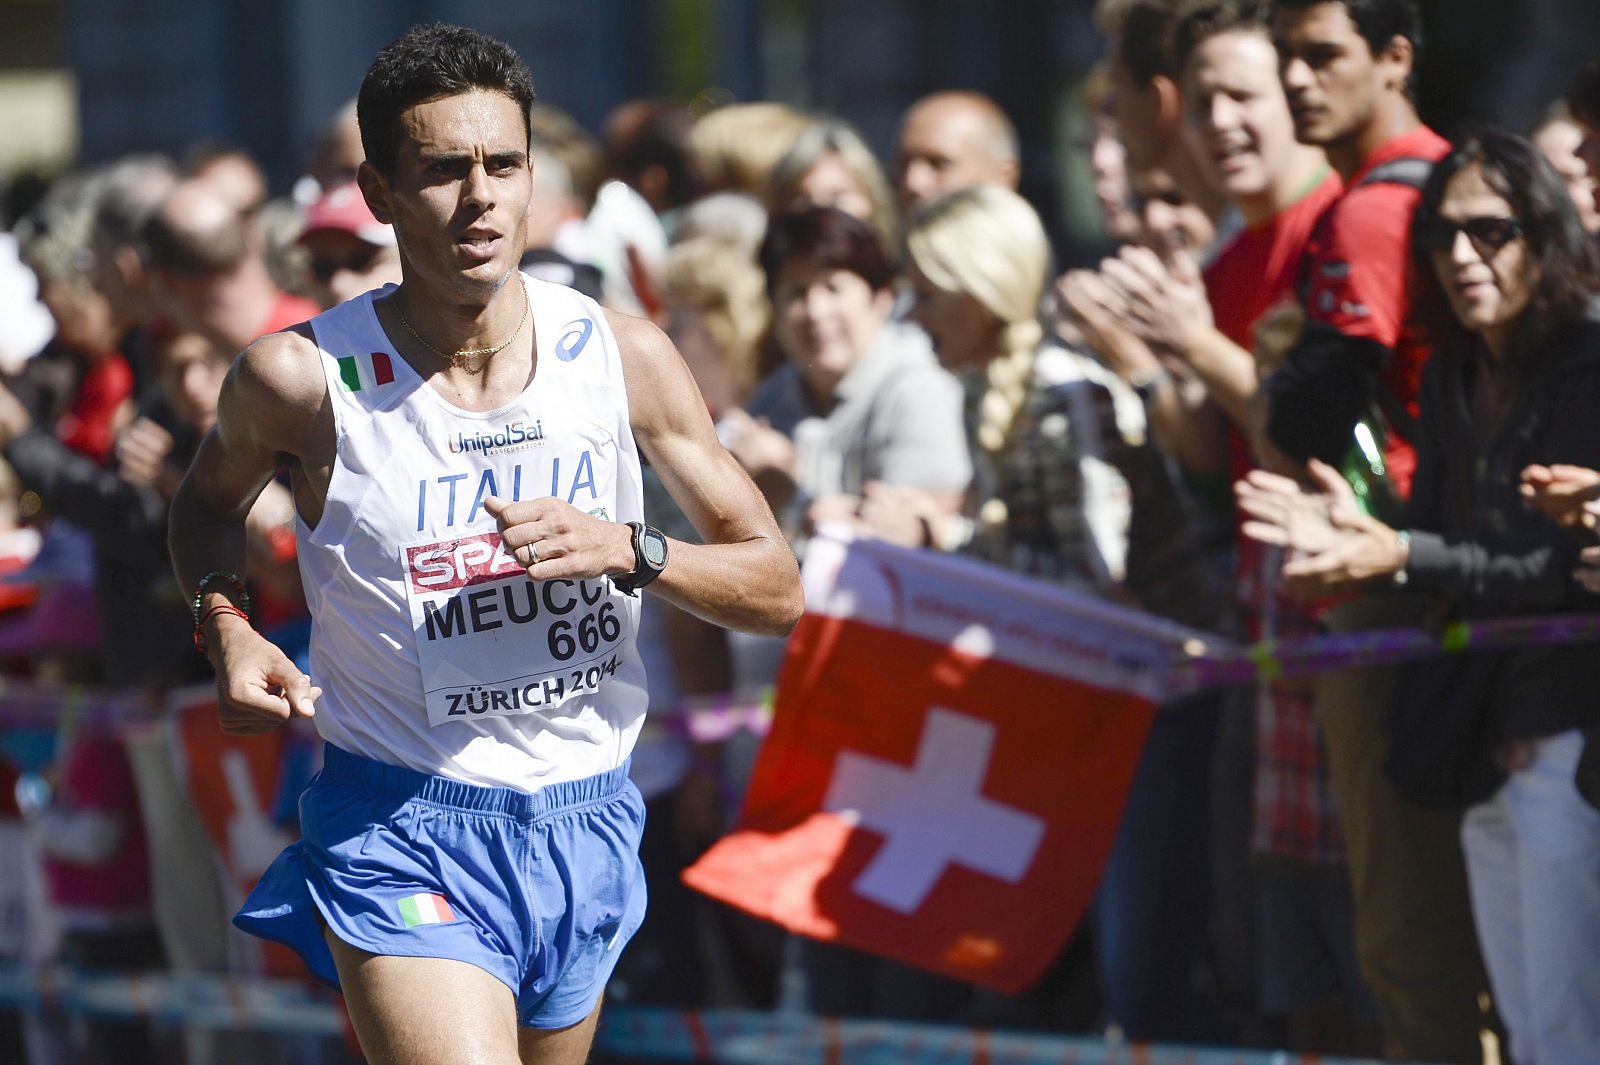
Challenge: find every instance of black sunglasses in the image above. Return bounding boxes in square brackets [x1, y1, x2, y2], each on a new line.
[1419, 215, 1524, 255]
[309, 244, 385, 284]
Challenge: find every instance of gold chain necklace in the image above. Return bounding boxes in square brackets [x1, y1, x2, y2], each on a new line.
[391, 282, 530, 374]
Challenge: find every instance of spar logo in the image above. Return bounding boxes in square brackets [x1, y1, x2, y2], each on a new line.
[406, 532, 523, 594]
[445, 419, 545, 456]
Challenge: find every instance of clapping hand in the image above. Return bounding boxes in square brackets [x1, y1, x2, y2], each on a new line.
[1237, 458, 1408, 597]
[1097, 245, 1213, 358]
[1056, 268, 1168, 385]
[1520, 464, 1600, 530]
[1518, 464, 1600, 591]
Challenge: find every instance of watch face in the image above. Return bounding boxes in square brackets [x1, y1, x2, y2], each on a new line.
[642, 529, 668, 568]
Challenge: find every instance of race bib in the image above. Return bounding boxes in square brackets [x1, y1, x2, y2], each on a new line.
[401, 530, 631, 727]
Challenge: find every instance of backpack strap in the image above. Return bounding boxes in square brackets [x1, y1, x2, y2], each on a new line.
[1290, 156, 1438, 440]
[1296, 155, 1437, 302]
[1356, 155, 1435, 191]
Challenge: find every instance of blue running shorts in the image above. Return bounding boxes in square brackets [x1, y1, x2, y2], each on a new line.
[236, 744, 648, 1029]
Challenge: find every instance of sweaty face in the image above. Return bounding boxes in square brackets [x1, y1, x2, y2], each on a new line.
[771, 260, 890, 394]
[907, 261, 1003, 371]
[1427, 164, 1531, 349]
[896, 103, 1010, 214]
[370, 89, 533, 300]
[1130, 168, 1215, 259]
[1183, 29, 1302, 206]
[1274, 3, 1386, 149]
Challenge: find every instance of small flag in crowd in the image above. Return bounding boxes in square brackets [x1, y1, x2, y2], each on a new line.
[339, 351, 395, 393]
[684, 531, 1205, 993]
[169, 687, 312, 978]
[399, 892, 455, 929]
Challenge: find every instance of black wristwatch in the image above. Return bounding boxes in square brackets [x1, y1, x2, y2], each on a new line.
[611, 521, 668, 596]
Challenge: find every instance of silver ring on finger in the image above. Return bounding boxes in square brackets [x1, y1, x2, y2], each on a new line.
[523, 542, 540, 566]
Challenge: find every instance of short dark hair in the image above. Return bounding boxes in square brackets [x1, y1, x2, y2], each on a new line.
[1114, 1, 1182, 87]
[1567, 55, 1600, 127]
[1173, 0, 1270, 75]
[759, 207, 895, 297]
[1411, 129, 1600, 368]
[606, 101, 697, 210]
[357, 24, 535, 177]
[1272, 0, 1423, 71]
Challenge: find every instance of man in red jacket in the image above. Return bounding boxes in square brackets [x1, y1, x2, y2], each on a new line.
[1260, 2, 1488, 1061]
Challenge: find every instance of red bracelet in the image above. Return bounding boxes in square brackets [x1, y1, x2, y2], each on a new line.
[194, 603, 251, 655]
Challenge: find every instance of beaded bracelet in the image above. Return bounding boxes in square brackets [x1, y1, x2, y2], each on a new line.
[191, 569, 253, 626]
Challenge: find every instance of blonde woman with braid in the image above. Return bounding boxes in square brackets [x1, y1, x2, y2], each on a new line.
[854, 185, 1060, 554]
[859, 184, 1216, 624]
[860, 183, 1226, 1038]
[902, 186, 1064, 559]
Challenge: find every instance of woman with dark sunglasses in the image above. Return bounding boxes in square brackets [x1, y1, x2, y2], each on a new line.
[1237, 129, 1600, 1063]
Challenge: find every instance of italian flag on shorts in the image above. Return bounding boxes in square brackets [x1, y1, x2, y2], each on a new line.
[339, 351, 395, 393]
[399, 892, 454, 928]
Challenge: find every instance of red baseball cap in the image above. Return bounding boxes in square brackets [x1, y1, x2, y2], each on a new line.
[299, 182, 395, 246]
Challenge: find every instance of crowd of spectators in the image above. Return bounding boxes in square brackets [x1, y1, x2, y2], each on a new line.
[2, 0, 1600, 1062]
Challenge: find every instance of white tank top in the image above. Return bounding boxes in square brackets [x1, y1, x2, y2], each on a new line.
[297, 275, 648, 791]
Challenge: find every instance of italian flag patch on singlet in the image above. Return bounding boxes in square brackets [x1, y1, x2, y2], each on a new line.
[339, 351, 395, 392]
[399, 892, 454, 928]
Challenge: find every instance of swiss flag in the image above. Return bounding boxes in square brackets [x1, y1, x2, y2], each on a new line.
[684, 532, 1194, 994]
[171, 687, 306, 979]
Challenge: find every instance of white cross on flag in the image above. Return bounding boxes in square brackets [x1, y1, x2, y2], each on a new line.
[684, 530, 1204, 993]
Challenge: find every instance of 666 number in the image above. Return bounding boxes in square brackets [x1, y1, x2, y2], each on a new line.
[547, 601, 622, 660]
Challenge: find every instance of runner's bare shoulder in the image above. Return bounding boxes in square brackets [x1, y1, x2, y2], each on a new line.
[224, 324, 330, 456]
[600, 306, 696, 431]
[601, 306, 674, 369]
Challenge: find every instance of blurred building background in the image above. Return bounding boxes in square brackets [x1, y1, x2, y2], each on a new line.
[3, 0, 1600, 253]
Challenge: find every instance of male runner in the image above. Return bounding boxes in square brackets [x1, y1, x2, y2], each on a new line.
[169, 25, 801, 1065]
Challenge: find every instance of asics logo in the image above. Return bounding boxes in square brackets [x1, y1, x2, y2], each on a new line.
[556, 318, 593, 362]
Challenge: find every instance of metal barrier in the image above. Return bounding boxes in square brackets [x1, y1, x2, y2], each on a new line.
[0, 965, 1392, 1065]
[597, 1007, 1389, 1064]
[0, 964, 344, 1037]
